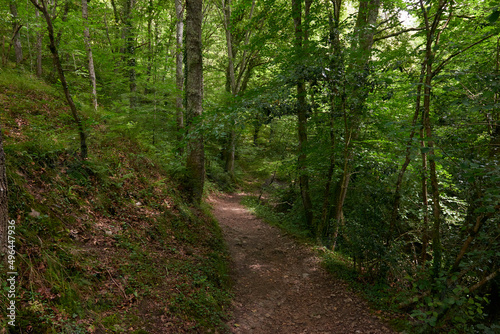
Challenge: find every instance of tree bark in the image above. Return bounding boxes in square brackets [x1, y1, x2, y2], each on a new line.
[185, 0, 205, 204]
[175, 0, 185, 154]
[222, 0, 237, 179]
[330, 0, 380, 246]
[221, 0, 258, 179]
[82, 0, 98, 111]
[0, 123, 8, 261]
[318, 0, 342, 242]
[420, 110, 430, 265]
[450, 203, 499, 274]
[292, 0, 314, 232]
[123, 0, 136, 109]
[30, 0, 87, 160]
[491, 37, 500, 158]
[9, 0, 23, 64]
[35, 3, 43, 77]
[418, 0, 449, 279]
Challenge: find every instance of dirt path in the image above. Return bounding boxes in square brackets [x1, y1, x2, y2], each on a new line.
[210, 193, 397, 334]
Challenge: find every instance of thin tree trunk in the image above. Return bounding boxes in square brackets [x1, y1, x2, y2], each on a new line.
[491, 37, 500, 158]
[253, 122, 261, 146]
[82, 0, 98, 111]
[419, 0, 448, 279]
[185, 0, 204, 204]
[331, 103, 353, 252]
[9, 1, 23, 64]
[390, 64, 425, 243]
[420, 114, 430, 265]
[175, 0, 185, 154]
[319, 113, 335, 242]
[223, 0, 236, 94]
[222, 0, 237, 179]
[292, 0, 314, 232]
[331, 0, 380, 246]
[145, 0, 154, 91]
[1, 36, 6, 66]
[35, 4, 43, 77]
[319, 0, 342, 242]
[124, 0, 136, 109]
[450, 204, 499, 274]
[221, 0, 258, 179]
[30, 0, 87, 160]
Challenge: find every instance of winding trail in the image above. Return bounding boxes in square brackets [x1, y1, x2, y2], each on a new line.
[211, 193, 397, 334]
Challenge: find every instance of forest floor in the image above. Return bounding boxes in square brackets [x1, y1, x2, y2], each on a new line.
[210, 192, 398, 334]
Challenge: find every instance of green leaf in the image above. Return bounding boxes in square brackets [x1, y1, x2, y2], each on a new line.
[488, 10, 500, 23]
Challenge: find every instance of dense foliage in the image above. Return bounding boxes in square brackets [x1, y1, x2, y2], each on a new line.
[1, 0, 499, 332]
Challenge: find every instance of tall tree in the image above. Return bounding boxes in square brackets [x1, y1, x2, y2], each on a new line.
[35, 2, 43, 77]
[220, 0, 259, 179]
[330, 0, 380, 249]
[175, 0, 185, 153]
[185, 0, 205, 204]
[292, 0, 314, 232]
[123, 0, 137, 109]
[82, 0, 98, 111]
[29, 0, 88, 160]
[9, 0, 23, 64]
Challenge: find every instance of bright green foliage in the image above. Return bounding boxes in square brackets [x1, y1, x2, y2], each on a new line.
[1, 0, 499, 332]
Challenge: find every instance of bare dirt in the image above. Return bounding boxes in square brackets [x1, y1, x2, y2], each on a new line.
[210, 193, 397, 334]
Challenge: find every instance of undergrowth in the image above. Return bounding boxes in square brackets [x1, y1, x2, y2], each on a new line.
[0, 69, 231, 333]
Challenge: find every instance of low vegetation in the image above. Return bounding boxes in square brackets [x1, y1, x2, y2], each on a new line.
[0, 69, 230, 333]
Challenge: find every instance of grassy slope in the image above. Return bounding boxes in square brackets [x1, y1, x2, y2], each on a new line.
[0, 69, 230, 333]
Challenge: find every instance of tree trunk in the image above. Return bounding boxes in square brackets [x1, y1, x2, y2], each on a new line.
[35, 4, 43, 77]
[390, 64, 425, 243]
[9, 1, 23, 64]
[0, 123, 8, 261]
[330, 0, 380, 244]
[82, 0, 98, 111]
[491, 37, 500, 158]
[175, 0, 185, 154]
[30, 0, 87, 160]
[253, 122, 261, 146]
[123, 0, 136, 109]
[185, 0, 204, 204]
[420, 115, 430, 265]
[222, 0, 237, 179]
[292, 0, 314, 232]
[221, 0, 258, 179]
[225, 130, 236, 179]
[418, 0, 448, 279]
[318, 0, 342, 242]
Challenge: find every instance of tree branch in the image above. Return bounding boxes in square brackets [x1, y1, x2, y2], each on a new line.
[374, 27, 425, 42]
[433, 32, 498, 77]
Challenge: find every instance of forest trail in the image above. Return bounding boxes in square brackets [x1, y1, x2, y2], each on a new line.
[210, 193, 397, 334]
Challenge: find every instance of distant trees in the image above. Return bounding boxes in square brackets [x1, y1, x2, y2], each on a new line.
[82, 0, 98, 111]
[292, 0, 314, 232]
[9, 0, 23, 65]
